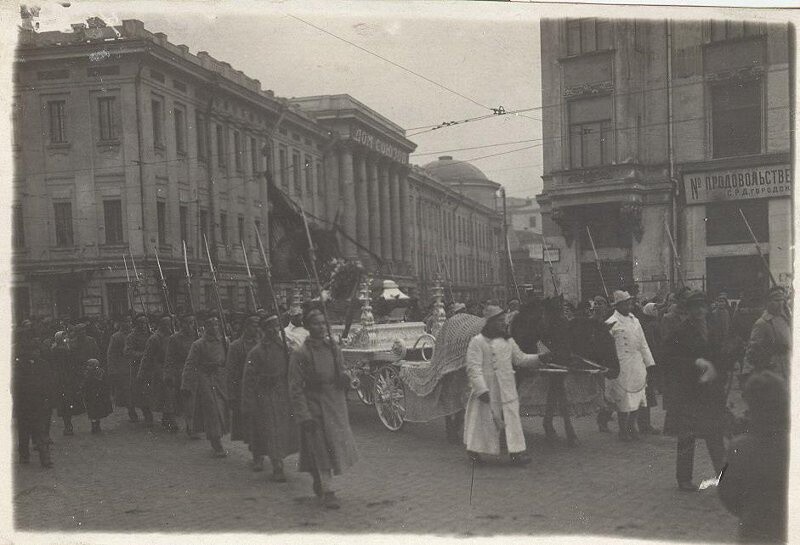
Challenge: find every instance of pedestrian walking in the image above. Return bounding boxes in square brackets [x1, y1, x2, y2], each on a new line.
[138, 316, 172, 429]
[661, 289, 726, 492]
[52, 328, 85, 435]
[637, 301, 662, 435]
[13, 324, 56, 467]
[68, 323, 109, 434]
[742, 286, 791, 382]
[106, 317, 134, 415]
[242, 314, 299, 480]
[227, 314, 261, 444]
[123, 314, 151, 423]
[288, 309, 357, 509]
[604, 290, 656, 441]
[164, 312, 197, 435]
[181, 314, 230, 458]
[80, 358, 113, 434]
[717, 371, 788, 543]
[463, 305, 550, 465]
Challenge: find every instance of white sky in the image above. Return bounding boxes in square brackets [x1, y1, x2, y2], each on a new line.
[23, 0, 544, 198]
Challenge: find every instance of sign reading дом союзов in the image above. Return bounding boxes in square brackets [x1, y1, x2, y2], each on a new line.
[682, 164, 792, 204]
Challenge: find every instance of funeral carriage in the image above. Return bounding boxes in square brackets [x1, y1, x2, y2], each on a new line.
[323, 274, 437, 432]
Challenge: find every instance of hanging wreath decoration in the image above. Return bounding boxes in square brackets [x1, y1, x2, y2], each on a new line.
[325, 258, 366, 301]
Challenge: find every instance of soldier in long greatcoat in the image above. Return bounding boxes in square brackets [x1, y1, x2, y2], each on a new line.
[289, 309, 357, 509]
[106, 317, 134, 417]
[164, 313, 197, 435]
[242, 314, 298, 480]
[123, 314, 151, 423]
[182, 314, 230, 457]
[138, 316, 172, 429]
[226, 315, 261, 444]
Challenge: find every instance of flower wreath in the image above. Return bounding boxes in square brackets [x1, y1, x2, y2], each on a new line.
[325, 258, 365, 301]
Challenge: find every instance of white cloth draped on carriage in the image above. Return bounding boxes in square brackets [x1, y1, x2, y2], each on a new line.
[399, 314, 485, 422]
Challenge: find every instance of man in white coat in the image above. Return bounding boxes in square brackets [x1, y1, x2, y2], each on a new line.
[605, 290, 656, 441]
[463, 305, 553, 465]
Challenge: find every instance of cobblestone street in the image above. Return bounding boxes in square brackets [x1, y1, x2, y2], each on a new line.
[14, 394, 738, 540]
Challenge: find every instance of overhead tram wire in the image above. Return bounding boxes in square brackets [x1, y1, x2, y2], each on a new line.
[284, 12, 495, 113]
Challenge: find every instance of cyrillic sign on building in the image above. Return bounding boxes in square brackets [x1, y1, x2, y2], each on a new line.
[350, 127, 409, 164]
[682, 164, 792, 204]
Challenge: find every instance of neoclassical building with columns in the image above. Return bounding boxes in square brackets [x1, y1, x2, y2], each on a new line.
[12, 18, 503, 321]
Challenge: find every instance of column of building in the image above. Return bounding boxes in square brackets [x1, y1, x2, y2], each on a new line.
[389, 166, 402, 272]
[367, 153, 382, 266]
[399, 170, 411, 275]
[354, 152, 370, 264]
[379, 160, 393, 269]
[338, 144, 357, 258]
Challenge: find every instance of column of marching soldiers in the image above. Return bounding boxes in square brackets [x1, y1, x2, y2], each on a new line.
[12, 226, 358, 510]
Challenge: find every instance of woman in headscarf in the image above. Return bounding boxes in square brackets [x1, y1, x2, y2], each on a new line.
[288, 309, 357, 509]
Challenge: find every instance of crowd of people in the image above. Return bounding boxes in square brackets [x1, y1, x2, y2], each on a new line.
[11, 283, 791, 535]
[12, 304, 356, 510]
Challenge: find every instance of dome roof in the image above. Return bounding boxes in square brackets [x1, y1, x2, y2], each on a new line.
[422, 155, 491, 184]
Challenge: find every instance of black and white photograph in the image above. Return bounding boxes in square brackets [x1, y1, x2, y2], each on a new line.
[5, 0, 796, 543]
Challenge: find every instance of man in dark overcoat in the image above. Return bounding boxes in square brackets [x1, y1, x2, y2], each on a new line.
[242, 314, 298, 480]
[13, 324, 56, 467]
[69, 323, 110, 434]
[106, 316, 133, 417]
[52, 327, 85, 435]
[164, 313, 197, 435]
[226, 314, 261, 444]
[661, 290, 727, 492]
[124, 314, 151, 424]
[138, 315, 172, 429]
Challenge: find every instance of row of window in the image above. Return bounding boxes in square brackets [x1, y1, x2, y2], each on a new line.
[12, 200, 263, 251]
[418, 252, 496, 285]
[566, 18, 765, 58]
[567, 78, 762, 169]
[42, 95, 270, 175]
[417, 200, 494, 250]
[277, 146, 324, 197]
[577, 199, 769, 250]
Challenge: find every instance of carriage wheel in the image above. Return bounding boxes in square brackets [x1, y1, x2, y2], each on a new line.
[374, 365, 405, 432]
[355, 371, 375, 406]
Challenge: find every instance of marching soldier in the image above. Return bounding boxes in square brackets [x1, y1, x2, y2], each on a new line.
[123, 314, 151, 424]
[226, 314, 261, 446]
[182, 313, 230, 458]
[242, 314, 298, 480]
[164, 312, 197, 436]
[138, 315, 172, 430]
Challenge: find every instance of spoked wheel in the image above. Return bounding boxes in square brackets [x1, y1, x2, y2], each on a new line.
[356, 371, 375, 406]
[374, 365, 405, 432]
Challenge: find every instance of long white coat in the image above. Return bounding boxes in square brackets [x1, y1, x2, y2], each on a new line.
[604, 310, 656, 412]
[463, 334, 542, 455]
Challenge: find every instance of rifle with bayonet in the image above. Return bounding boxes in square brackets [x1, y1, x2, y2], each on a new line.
[153, 245, 174, 323]
[739, 208, 792, 318]
[254, 222, 289, 358]
[127, 252, 152, 331]
[585, 225, 610, 300]
[241, 240, 260, 313]
[203, 234, 230, 350]
[182, 240, 201, 337]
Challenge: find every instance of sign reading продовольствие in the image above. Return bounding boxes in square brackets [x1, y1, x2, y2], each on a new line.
[682, 164, 792, 204]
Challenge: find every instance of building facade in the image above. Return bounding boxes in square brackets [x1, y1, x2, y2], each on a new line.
[537, 18, 792, 304]
[12, 18, 504, 321]
[507, 197, 544, 296]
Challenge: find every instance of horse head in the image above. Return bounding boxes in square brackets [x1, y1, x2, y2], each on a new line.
[566, 317, 620, 378]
